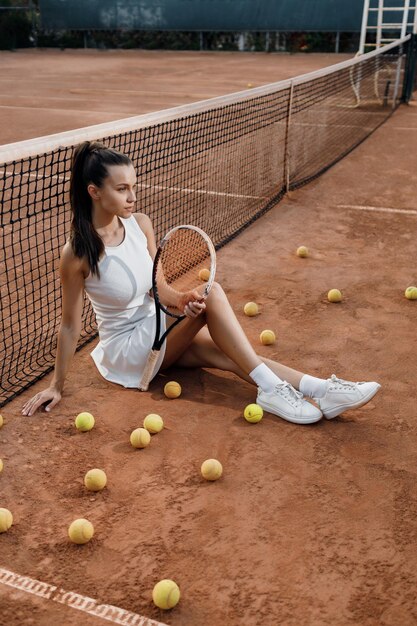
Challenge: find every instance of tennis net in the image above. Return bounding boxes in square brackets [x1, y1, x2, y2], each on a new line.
[0, 36, 414, 406]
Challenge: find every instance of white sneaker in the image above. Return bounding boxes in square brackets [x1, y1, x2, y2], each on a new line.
[314, 374, 381, 419]
[257, 382, 323, 424]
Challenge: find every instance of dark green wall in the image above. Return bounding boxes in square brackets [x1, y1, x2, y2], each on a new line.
[39, 0, 366, 32]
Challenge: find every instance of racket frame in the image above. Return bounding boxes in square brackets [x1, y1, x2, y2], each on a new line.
[139, 224, 216, 391]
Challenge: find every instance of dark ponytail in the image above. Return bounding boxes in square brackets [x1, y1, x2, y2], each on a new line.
[69, 141, 132, 277]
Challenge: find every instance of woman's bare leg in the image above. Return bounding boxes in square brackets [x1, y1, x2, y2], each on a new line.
[261, 358, 305, 389]
[172, 327, 305, 388]
[161, 282, 260, 374]
[162, 282, 306, 386]
[160, 312, 207, 370]
[160, 283, 380, 422]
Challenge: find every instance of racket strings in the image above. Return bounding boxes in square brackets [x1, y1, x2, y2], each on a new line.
[160, 231, 212, 286]
[155, 229, 214, 314]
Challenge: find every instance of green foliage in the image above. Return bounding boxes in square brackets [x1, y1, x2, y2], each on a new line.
[27, 26, 360, 53]
[0, 1, 33, 49]
[37, 30, 83, 48]
[37, 29, 202, 51]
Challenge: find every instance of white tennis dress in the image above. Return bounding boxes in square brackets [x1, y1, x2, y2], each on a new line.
[84, 216, 166, 388]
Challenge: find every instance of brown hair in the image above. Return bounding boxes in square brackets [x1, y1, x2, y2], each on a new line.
[69, 141, 132, 277]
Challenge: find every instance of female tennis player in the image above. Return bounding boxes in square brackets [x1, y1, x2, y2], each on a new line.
[22, 141, 380, 423]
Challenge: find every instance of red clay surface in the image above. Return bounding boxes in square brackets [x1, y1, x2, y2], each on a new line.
[1, 50, 417, 626]
[0, 48, 351, 144]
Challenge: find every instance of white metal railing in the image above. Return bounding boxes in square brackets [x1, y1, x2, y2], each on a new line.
[359, 0, 416, 54]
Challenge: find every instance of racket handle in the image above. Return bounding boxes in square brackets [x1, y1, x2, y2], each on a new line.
[138, 350, 160, 391]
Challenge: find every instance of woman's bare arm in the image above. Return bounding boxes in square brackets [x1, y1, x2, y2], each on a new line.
[22, 243, 86, 416]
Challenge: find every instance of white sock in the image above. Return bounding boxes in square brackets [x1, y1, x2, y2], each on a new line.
[249, 363, 284, 394]
[299, 374, 329, 399]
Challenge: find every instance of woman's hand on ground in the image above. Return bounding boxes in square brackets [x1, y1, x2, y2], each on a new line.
[21, 388, 62, 416]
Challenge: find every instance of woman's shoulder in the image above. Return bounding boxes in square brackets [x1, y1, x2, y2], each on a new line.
[60, 240, 89, 279]
[132, 212, 153, 233]
[131, 212, 157, 258]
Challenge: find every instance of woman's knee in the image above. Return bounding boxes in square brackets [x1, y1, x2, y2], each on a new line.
[206, 281, 227, 304]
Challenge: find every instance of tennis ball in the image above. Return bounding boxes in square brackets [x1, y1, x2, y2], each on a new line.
[0, 508, 13, 533]
[260, 329, 276, 345]
[143, 413, 164, 434]
[405, 286, 417, 300]
[247, 83, 253, 88]
[296, 245, 308, 258]
[327, 289, 342, 303]
[75, 412, 95, 432]
[201, 458, 223, 481]
[0, 459, 3, 473]
[130, 427, 151, 448]
[164, 381, 181, 399]
[84, 468, 107, 492]
[198, 268, 210, 281]
[0, 415, 3, 428]
[244, 403, 263, 423]
[152, 579, 180, 610]
[243, 302, 259, 317]
[68, 518, 94, 544]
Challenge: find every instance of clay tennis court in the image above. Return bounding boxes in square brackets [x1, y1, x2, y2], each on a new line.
[1, 49, 417, 626]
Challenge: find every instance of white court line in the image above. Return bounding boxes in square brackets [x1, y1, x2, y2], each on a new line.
[1, 170, 266, 201]
[0, 89, 210, 99]
[0, 567, 168, 626]
[337, 204, 417, 216]
[390, 126, 417, 131]
[139, 182, 265, 200]
[3, 169, 67, 182]
[289, 122, 375, 131]
[275, 119, 377, 131]
[0, 104, 153, 116]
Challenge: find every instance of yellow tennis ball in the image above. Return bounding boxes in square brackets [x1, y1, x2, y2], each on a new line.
[247, 82, 253, 88]
[327, 289, 342, 303]
[143, 413, 164, 434]
[0, 459, 3, 473]
[296, 245, 308, 257]
[164, 381, 181, 399]
[130, 427, 151, 448]
[75, 412, 95, 432]
[198, 268, 211, 281]
[152, 579, 180, 610]
[201, 458, 223, 481]
[0, 415, 3, 428]
[0, 508, 13, 533]
[260, 329, 276, 345]
[68, 518, 94, 544]
[405, 286, 417, 300]
[244, 403, 263, 423]
[84, 468, 107, 492]
[243, 302, 259, 316]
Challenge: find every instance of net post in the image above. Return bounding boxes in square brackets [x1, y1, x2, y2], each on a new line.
[402, 33, 417, 102]
[284, 80, 294, 193]
[392, 55, 403, 108]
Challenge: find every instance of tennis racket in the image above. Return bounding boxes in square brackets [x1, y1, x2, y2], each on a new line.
[139, 224, 216, 391]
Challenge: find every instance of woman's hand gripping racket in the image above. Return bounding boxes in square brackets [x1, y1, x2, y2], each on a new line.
[139, 225, 216, 391]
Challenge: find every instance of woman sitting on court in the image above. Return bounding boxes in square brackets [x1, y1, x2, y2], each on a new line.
[22, 141, 381, 423]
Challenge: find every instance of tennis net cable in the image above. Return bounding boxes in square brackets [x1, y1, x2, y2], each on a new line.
[1, 35, 416, 406]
